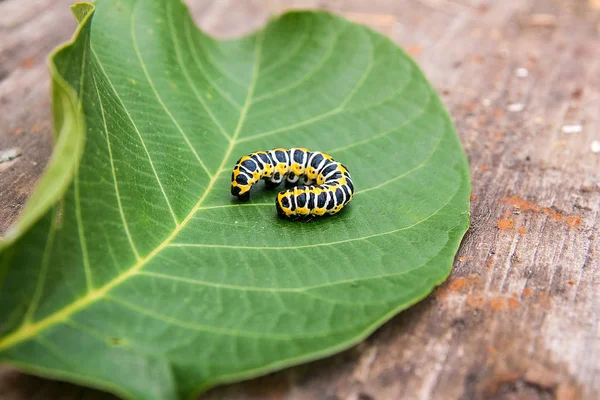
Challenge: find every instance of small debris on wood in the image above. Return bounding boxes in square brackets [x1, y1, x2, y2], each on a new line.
[406, 45, 422, 57]
[21, 58, 35, 69]
[515, 67, 529, 78]
[527, 13, 557, 28]
[490, 29, 502, 40]
[591, 140, 600, 153]
[507, 103, 525, 112]
[489, 298, 506, 310]
[499, 47, 510, 58]
[0, 148, 22, 164]
[501, 196, 583, 229]
[571, 88, 583, 99]
[468, 54, 485, 64]
[497, 219, 514, 230]
[507, 297, 520, 310]
[561, 124, 583, 134]
[553, 140, 569, 147]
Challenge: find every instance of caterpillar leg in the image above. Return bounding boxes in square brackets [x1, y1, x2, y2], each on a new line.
[264, 180, 280, 189]
[237, 192, 250, 202]
[285, 173, 299, 188]
[265, 171, 284, 189]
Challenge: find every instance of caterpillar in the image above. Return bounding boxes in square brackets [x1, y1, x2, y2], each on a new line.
[230, 148, 354, 218]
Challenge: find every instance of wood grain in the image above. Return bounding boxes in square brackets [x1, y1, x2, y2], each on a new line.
[1, 0, 598, 399]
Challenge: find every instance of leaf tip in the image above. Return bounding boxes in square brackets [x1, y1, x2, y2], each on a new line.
[70, 2, 95, 24]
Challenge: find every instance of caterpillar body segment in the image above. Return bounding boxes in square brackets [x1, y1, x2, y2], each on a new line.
[231, 148, 354, 218]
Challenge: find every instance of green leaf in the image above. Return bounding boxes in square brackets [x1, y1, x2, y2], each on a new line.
[0, 1, 471, 399]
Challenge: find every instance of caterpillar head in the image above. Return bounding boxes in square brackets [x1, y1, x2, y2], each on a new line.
[231, 182, 250, 201]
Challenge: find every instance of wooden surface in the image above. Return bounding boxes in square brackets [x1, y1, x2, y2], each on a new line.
[1, 0, 599, 399]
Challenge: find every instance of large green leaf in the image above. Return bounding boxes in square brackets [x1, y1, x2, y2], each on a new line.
[0, 1, 470, 399]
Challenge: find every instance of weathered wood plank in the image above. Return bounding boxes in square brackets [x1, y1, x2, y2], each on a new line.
[0, 0, 76, 235]
[0, 0, 598, 399]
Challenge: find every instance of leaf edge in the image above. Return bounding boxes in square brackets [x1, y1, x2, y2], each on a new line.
[0, 2, 94, 250]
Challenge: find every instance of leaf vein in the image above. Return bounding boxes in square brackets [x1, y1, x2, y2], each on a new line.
[107, 295, 291, 339]
[74, 41, 93, 292]
[259, 16, 312, 76]
[92, 72, 141, 260]
[184, 17, 242, 109]
[253, 17, 342, 103]
[194, 35, 249, 89]
[91, 48, 179, 227]
[131, 3, 214, 180]
[325, 90, 428, 155]
[22, 209, 58, 325]
[171, 191, 453, 250]
[167, 1, 232, 140]
[354, 114, 443, 195]
[237, 58, 414, 145]
[137, 263, 434, 293]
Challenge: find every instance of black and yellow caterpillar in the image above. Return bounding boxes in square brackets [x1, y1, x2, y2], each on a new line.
[231, 148, 354, 218]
